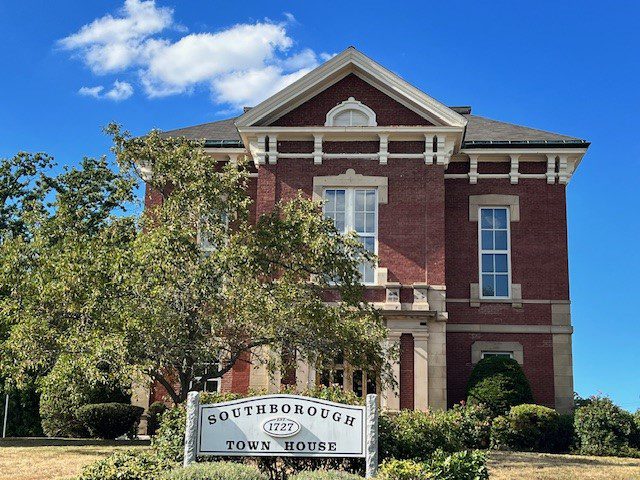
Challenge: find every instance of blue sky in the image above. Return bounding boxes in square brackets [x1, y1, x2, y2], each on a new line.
[1, 0, 639, 409]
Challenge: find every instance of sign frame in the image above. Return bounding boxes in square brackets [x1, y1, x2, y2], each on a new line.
[183, 392, 378, 478]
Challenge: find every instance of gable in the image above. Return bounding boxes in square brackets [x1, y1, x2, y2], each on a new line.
[269, 74, 433, 127]
[236, 47, 466, 129]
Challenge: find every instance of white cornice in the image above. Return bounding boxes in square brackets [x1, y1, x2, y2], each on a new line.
[235, 47, 467, 128]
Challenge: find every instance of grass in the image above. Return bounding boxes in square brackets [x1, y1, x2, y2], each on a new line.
[488, 451, 640, 479]
[1, 445, 640, 479]
[0, 443, 149, 480]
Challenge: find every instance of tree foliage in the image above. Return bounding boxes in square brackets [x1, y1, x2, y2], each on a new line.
[0, 124, 391, 408]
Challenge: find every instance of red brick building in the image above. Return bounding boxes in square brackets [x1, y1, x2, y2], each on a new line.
[148, 48, 588, 413]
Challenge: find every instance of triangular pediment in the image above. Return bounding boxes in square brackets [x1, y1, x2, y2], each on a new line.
[235, 47, 467, 128]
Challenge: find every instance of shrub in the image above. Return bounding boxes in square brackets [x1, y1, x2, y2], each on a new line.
[77, 449, 176, 480]
[441, 403, 493, 450]
[379, 451, 488, 480]
[76, 402, 144, 439]
[153, 404, 187, 462]
[630, 409, 640, 449]
[288, 470, 364, 480]
[574, 396, 638, 456]
[378, 459, 431, 480]
[163, 461, 267, 480]
[148, 401, 168, 436]
[379, 403, 493, 461]
[490, 404, 572, 453]
[466, 356, 533, 415]
[428, 450, 488, 480]
[39, 357, 129, 437]
[379, 410, 452, 462]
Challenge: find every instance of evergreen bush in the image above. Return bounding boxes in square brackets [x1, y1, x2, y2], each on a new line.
[76, 402, 144, 439]
[466, 356, 533, 415]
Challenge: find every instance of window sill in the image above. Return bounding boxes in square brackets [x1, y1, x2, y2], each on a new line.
[470, 283, 522, 308]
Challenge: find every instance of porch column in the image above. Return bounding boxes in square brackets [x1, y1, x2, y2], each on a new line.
[413, 331, 430, 411]
[381, 332, 401, 410]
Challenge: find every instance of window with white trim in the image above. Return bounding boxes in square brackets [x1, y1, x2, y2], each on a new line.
[332, 109, 370, 126]
[479, 207, 511, 298]
[198, 211, 229, 252]
[323, 188, 377, 284]
[481, 351, 514, 360]
[189, 362, 221, 393]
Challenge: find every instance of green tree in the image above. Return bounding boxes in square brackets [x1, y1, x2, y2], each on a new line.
[1, 126, 392, 407]
[108, 125, 391, 404]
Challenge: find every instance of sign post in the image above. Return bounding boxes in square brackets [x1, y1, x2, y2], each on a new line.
[183, 393, 378, 476]
[183, 391, 200, 467]
[365, 394, 378, 478]
[2, 394, 8, 439]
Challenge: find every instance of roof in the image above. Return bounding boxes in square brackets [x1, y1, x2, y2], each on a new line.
[160, 112, 588, 149]
[461, 114, 588, 148]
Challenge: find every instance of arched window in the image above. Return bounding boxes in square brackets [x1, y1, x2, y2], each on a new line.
[325, 97, 377, 127]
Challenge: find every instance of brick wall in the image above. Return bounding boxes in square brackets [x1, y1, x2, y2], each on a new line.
[444, 173, 569, 408]
[445, 176, 569, 301]
[446, 332, 555, 408]
[271, 73, 433, 127]
[400, 333, 415, 409]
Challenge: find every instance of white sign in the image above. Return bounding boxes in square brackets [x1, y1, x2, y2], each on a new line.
[183, 392, 378, 477]
[197, 395, 365, 457]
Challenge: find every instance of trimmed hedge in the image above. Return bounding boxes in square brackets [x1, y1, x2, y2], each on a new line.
[77, 449, 176, 480]
[490, 404, 573, 453]
[378, 450, 488, 480]
[574, 396, 640, 456]
[163, 461, 267, 480]
[76, 402, 144, 439]
[466, 356, 533, 415]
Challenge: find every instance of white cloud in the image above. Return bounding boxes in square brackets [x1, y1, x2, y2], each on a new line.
[78, 80, 134, 101]
[105, 80, 134, 100]
[59, 2, 323, 109]
[59, 0, 173, 73]
[78, 85, 104, 98]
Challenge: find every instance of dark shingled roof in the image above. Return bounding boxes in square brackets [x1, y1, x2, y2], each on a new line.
[160, 118, 242, 146]
[462, 114, 587, 148]
[160, 111, 588, 149]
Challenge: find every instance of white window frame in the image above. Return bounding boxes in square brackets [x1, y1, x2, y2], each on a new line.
[189, 361, 222, 393]
[481, 351, 514, 360]
[323, 187, 378, 285]
[198, 211, 229, 253]
[478, 206, 512, 299]
[324, 97, 377, 127]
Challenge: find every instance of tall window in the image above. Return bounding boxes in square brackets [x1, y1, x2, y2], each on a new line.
[324, 188, 377, 284]
[198, 211, 229, 252]
[479, 207, 510, 298]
